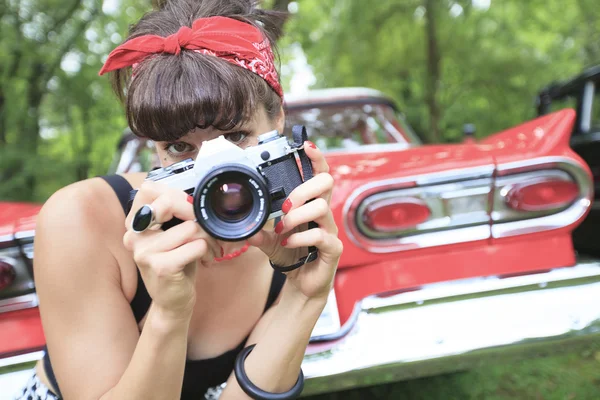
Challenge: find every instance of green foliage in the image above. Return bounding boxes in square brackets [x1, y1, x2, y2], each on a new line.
[0, 0, 148, 202]
[284, 0, 600, 143]
[1, 0, 599, 202]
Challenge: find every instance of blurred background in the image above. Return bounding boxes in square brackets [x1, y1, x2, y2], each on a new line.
[1, 0, 599, 203]
[1, 0, 599, 398]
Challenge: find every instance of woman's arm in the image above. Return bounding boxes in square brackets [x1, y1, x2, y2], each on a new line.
[99, 303, 191, 400]
[222, 141, 342, 398]
[35, 179, 208, 400]
[220, 283, 327, 398]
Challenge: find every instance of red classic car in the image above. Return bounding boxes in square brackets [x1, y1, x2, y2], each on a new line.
[1, 88, 599, 398]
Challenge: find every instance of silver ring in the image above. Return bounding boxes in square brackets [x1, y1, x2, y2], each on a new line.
[131, 204, 158, 233]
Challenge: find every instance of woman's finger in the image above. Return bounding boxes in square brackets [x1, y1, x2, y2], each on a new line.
[304, 141, 329, 174]
[125, 181, 193, 229]
[281, 228, 343, 265]
[148, 238, 211, 275]
[275, 198, 337, 236]
[146, 191, 195, 225]
[125, 219, 221, 261]
[246, 228, 279, 260]
[282, 173, 334, 214]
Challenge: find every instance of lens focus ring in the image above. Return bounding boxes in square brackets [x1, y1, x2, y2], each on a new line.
[193, 165, 271, 242]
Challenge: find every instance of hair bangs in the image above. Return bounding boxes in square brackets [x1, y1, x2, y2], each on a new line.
[126, 52, 266, 142]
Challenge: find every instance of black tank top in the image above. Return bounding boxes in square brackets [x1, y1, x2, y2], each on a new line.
[42, 175, 286, 399]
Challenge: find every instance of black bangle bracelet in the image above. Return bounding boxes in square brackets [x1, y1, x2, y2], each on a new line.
[234, 344, 305, 400]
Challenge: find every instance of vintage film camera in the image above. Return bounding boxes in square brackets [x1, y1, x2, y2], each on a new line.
[130, 125, 314, 242]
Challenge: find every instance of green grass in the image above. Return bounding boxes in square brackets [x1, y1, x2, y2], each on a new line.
[303, 348, 600, 400]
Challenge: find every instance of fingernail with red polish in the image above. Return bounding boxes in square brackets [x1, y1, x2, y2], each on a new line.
[274, 220, 284, 234]
[281, 238, 288, 246]
[282, 199, 292, 214]
[187, 195, 194, 204]
[306, 141, 317, 149]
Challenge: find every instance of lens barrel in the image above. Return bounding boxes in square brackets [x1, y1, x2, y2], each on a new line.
[193, 165, 270, 241]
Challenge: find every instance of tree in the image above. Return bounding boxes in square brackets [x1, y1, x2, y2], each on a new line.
[0, 0, 102, 199]
[424, 0, 441, 143]
[284, 0, 599, 143]
[0, 0, 148, 201]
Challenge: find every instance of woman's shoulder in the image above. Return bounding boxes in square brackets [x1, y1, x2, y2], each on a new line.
[34, 174, 148, 299]
[38, 173, 147, 234]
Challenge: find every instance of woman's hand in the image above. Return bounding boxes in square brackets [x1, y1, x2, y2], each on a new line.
[248, 142, 343, 301]
[123, 181, 221, 317]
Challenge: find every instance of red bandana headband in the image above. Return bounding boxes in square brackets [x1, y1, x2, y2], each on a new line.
[98, 16, 283, 98]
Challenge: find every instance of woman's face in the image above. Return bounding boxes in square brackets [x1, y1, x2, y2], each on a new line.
[154, 106, 285, 167]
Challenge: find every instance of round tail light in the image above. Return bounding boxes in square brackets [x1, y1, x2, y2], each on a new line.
[362, 198, 431, 232]
[0, 259, 16, 291]
[506, 180, 579, 212]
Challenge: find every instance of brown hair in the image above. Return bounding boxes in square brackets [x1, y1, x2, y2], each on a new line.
[110, 0, 286, 142]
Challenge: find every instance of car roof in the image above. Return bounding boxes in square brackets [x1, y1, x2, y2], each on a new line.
[283, 87, 398, 111]
[538, 65, 600, 100]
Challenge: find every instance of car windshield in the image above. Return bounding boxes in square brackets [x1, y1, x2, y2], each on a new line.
[284, 102, 421, 151]
[110, 99, 420, 174]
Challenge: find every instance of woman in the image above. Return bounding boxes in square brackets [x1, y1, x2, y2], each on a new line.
[17, 0, 342, 399]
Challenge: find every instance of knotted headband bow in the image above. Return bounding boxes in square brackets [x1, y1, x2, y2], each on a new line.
[99, 16, 283, 97]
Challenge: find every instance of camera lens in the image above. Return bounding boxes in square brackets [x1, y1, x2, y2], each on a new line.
[211, 182, 253, 221]
[193, 165, 271, 241]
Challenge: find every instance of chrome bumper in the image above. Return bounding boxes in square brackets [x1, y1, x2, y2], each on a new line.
[2, 258, 600, 399]
[301, 256, 600, 396]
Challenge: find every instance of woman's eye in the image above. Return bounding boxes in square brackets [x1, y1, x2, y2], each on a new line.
[224, 131, 249, 145]
[165, 142, 194, 155]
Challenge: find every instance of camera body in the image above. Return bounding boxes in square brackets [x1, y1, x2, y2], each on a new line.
[138, 129, 307, 241]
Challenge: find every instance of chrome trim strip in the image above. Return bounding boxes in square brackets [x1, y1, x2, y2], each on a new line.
[21, 243, 34, 260]
[0, 351, 44, 369]
[355, 178, 491, 240]
[0, 234, 14, 244]
[361, 259, 600, 310]
[301, 258, 600, 396]
[343, 164, 495, 253]
[344, 156, 592, 253]
[0, 293, 38, 313]
[14, 230, 35, 242]
[416, 165, 495, 186]
[310, 301, 362, 343]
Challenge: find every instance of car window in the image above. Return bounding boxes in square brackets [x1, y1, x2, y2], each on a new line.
[111, 102, 417, 174]
[284, 103, 416, 151]
[109, 136, 160, 174]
